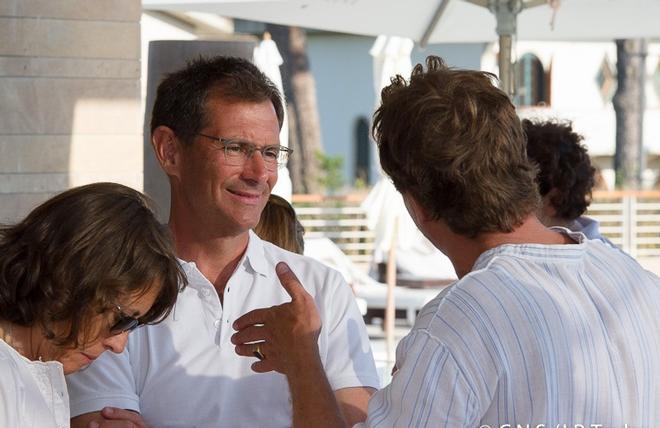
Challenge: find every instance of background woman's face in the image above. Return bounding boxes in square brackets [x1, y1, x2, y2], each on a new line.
[56, 285, 160, 374]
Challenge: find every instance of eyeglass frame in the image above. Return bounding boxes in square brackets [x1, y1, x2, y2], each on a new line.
[109, 305, 142, 336]
[196, 133, 292, 169]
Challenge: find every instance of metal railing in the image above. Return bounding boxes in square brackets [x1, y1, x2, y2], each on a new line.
[292, 193, 374, 267]
[292, 191, 660, 263]
[588, 190, 660, 257]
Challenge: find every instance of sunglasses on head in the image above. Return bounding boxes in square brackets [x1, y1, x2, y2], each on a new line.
[109, 305, 142, 336]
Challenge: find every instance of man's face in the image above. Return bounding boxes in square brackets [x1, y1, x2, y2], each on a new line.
[174, 97, 280, 236]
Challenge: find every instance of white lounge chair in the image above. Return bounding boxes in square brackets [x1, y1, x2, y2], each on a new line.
[304, 237, 446, 326]
[361, 178, 458, 283]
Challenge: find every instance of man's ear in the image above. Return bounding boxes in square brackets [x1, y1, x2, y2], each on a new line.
[402, 192, 432, 226]
[152, 126, 182, 178]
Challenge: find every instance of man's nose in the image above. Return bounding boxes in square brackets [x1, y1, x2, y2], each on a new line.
[241, 150, 270, 182]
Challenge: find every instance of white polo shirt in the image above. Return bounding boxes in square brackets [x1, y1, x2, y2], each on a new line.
[67, 231, 379, 427]
[0, 339, 69, 428]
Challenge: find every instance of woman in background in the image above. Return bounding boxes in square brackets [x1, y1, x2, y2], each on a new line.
[254, 194, 305, 254]
[0, 182, 185, 428]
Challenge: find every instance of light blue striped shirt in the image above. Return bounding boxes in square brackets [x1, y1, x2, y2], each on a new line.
[360, 230, 660, 427]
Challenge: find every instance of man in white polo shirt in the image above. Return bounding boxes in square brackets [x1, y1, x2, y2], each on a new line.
[67, 56, 379, 427]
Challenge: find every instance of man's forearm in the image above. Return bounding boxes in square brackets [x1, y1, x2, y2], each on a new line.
[287, 352, 348, 428]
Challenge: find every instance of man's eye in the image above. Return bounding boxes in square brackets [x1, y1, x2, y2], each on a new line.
[263, 147, 280, 159]
[225, 143, 244, 154]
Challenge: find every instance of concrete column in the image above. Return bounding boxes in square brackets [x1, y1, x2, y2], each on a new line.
[0, 0, 142, 222]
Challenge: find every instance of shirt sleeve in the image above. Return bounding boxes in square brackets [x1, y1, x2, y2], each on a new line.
[66, 343, 140, 418]
[317, 268, 381, 391]
[0, 356, 24, 428]
[360, 329, 478, 427]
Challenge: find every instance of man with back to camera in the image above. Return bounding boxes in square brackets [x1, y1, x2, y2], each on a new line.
[66, 56, 379, 428]
[523, 118, 612, 244]
[231, 56, 660, 427]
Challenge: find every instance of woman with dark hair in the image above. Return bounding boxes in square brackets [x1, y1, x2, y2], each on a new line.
[0, 182, 185, 428]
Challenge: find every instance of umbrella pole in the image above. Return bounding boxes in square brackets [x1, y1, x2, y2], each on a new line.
[385, 216, 399, 366]
[490, 0, 520, 97]
[490, 0, 547, 97]
[498, 33, 513, 96]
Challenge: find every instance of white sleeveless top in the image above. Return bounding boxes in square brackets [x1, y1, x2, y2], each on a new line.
[0, 339, 70, 428]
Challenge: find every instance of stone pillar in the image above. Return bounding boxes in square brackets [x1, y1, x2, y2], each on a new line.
[0, 0, 142, 222]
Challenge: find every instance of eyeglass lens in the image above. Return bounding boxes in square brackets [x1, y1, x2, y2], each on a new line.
[109, 311, 141, 336]
[223, 141, 288, 169]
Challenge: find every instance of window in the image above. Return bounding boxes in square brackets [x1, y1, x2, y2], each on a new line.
[596, 55, 617, 104]
[514, 53, 548, 107]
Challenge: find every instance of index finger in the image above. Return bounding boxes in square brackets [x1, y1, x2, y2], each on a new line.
[233, 306, 272, 330]
[275, 262, 308, 300]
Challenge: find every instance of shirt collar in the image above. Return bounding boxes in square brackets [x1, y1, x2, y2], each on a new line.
[471, 227, 588, 272]
[176, 230, 270, 282]
[244, 230, 269, 277]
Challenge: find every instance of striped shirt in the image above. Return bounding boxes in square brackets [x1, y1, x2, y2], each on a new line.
[359, 229, 660, 427]
[569, 216, 615, 247]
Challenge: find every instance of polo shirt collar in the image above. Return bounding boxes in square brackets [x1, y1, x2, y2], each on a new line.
[176, 230, 270, 284]
[244, 230, 269, 277]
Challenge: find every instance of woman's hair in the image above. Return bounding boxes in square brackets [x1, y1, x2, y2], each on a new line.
[0, 182, 185, 348]
[254, 194, 305, 254]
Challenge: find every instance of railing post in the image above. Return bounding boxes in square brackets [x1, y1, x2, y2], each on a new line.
[622, 194, 637, 257]
[629, 194, 638, 258]
[621, 195, 630, 254]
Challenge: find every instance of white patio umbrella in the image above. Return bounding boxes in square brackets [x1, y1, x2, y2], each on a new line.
[143, 0, 660, 93]
[143, 0, 660, 42]
[366, 35, 456, 281]
[367, 35, 412, 266]
[362, 178, 457, 280]
[370, 36, 414, 98]
[252, 34, 293, 201]
[368, 36, 412, 363]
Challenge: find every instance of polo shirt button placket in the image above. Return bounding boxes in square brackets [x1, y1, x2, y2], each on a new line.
[222, 286, 232, 329]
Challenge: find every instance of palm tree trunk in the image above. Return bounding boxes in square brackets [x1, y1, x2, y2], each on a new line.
[266, 24, 323, 194]
[613, 38, 647, 189]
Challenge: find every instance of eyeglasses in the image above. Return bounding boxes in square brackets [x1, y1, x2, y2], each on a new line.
[197, 133, 292, 170]
[109, 305, 142, 336]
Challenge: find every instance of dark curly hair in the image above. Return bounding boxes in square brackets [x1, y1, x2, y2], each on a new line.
[373, 56, 540, 237]
[523, 119, 595, 220]
[151, 56, 284, 145]
[0, 182, 186, 348]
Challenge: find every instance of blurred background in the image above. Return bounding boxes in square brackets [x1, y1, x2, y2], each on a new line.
[3, 0, 660, 384]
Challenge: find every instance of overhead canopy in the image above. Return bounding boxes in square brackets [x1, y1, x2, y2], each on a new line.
[142, 0, 660, 45]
